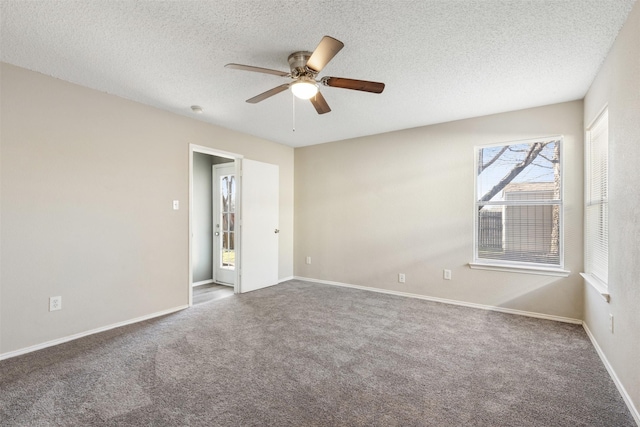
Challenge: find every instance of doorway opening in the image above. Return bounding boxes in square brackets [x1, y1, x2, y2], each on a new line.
[189, 145, 241, 306]
[189, 144, 281, 306]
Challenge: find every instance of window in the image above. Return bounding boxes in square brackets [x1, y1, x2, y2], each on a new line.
[219, 173, 236, 269]
[471, 137, 568, 275]
[582, 109, 608, 298]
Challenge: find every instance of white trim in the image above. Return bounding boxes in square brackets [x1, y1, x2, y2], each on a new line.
[580, 273, 610, 302]
[475, 135, 564, 149]
[293, 276, 581, 324]
[191, 144, 243, 160]
[0, 305, 188, 361]
[468, 262, 570, 277]
[480, 199, 562, 207]
[278, 276, 294, 283]
[586, 103, 609, 130]
[192, 279, 216, 287]
[583, 323, 640, 426]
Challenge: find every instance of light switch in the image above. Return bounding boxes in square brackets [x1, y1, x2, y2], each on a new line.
[173, 200, 179, 210]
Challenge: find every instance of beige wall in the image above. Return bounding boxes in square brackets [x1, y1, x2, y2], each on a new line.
[583, 0, 640, 418]
[0, 63, 294, 355]
[295, 100, 584, 320]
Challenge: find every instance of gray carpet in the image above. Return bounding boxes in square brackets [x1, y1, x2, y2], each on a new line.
[0, 280, 635, 426]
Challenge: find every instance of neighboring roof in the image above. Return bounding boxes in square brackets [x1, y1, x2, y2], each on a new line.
[503, 182, 556, 193]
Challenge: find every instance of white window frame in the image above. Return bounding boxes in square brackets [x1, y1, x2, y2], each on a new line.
[469, 136, 570, 277]
[581, 107, 610, 302]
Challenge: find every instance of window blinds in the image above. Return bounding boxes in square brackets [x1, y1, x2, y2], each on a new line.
[585, 109, 609, 284]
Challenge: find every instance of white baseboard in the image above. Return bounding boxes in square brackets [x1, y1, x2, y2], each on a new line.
[583, 323, 640, 426]
[192, 279, 215, 287]
[278, 276, 294, 283]
[0, 305, 189, 361]
[292, 276, 582, 324]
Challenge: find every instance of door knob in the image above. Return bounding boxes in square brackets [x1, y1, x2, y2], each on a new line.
[274, 229, 280, 234]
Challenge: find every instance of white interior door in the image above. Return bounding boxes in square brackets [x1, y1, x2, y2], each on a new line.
[240, 159, 279, 293]
[213, 164, 236, 286]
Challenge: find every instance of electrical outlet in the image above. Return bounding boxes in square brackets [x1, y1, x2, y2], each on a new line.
[443, 269, 452, 280]
[49, 296, 62, 312]
[306, 256, 311, 265]
[609, 314, 614, 333]
[398, 273, 406, 283]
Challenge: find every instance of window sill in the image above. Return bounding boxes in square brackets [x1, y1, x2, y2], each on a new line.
[468, 262, 570, 277]
[580, 273, 610, 302]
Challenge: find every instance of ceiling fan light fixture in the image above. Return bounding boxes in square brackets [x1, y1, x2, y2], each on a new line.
[290, 80, 318, 99]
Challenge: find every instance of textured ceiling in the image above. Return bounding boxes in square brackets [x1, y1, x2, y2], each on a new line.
[1, 0, 636, 147]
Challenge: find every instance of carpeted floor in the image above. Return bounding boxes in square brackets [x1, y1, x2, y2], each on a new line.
[0, 280, 635, 426]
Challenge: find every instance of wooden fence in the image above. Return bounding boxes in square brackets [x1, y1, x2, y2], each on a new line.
[478, 211, 503, 250]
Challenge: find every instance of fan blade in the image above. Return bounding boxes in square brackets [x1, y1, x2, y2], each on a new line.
[322, 77, 385, 94]
[225, 63, 290, 77]
[246, 84, 290, 104]
[310, 91, 331, 114]
[306, 36, 344, 73]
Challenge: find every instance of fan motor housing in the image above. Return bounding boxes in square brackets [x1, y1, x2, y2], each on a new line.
[288, 51, 314, 77]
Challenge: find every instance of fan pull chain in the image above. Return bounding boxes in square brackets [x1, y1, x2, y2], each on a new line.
[292, 93, 296, 132]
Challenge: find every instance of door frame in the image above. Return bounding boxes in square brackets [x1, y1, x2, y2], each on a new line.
[188, 144, 242, 306]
